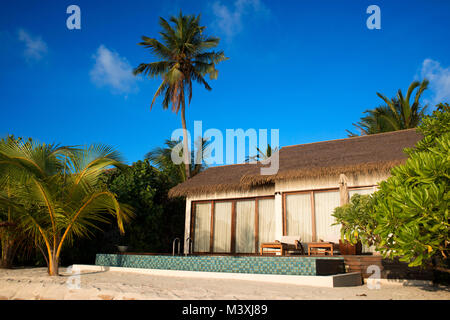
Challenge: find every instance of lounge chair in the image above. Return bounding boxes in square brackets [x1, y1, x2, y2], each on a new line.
[275, 236, 305, 255]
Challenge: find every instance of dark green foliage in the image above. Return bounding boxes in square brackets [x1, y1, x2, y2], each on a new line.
[348, 80, 429, 136]
[99, 160, 185, 254]
[332, 193, 380, 247]
[335, 103, 449, 271]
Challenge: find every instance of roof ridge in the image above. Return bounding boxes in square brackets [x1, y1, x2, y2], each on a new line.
[281, 128, 418, 150]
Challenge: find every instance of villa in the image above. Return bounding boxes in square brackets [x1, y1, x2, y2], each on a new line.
[169, 129, 423, 255]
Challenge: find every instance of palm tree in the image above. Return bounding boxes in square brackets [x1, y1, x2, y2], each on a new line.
[347, 80, 429, 136]
[245, 144, 279, 163]
[0, 139, 134, 276]
[133, 11, 227, 180]
[346, 104, 399, 137]
[146, 137, 211, 184]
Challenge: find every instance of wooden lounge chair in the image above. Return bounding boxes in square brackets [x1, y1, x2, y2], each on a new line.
[275, 236, 305, 255]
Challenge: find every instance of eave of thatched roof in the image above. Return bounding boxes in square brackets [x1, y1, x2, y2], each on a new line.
[169, 128, 423, 198]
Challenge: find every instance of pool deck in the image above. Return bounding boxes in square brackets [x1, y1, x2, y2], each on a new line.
[73, 264, 363, 288]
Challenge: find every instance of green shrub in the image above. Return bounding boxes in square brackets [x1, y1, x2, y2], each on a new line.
[332, 193, 379, 246]
[334, 103, 449, 270]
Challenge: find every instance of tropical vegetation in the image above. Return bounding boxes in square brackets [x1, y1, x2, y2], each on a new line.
[347, 79, 429, 136]
[145, 137, 211, 183]
[0, 139, 134, 275]
[334, 103, 450, 272]
[99, 159, 185, 254]
[0, 136, 33, 268]
[133, 11, 227, 180]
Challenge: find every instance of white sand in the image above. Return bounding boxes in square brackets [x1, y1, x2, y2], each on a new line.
[0, 267, 448, 300]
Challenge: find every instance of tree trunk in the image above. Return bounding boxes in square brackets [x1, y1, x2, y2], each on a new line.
[0, 232, 16, 269]
[0, 238, 12, 268]
[47, 251, 59, 276]
[180, 101, 191, 180]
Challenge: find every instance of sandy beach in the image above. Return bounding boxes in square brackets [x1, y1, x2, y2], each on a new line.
[0, 267, 449, 300]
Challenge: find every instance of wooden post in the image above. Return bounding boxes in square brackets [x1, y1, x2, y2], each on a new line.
[231, 201, 236, 253]
[339, 174, 349, 206]
[310, 191, 317, 242]
[254, 199, 259, 254]
[210, 201, 215, 253]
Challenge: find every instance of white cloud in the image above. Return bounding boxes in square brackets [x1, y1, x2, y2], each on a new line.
[420, 59, 450, 105]
[90, 45, 138, 95]
[211, 0, 269, 40]
[17, 29, 47, 62]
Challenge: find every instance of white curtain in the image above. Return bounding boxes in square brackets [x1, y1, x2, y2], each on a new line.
[213, 202, 232, 253]
[349, 187, 375, 199]
[235, 200, 255, 253]
[193, 202, 211, 252]
[314, 191, 341, 243]
[285, 193, 313, 242]
[257, 198, 275, 249]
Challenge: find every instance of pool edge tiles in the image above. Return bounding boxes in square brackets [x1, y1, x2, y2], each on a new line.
[95, 254, 346, 276]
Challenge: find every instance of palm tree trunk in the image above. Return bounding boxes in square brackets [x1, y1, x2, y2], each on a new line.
[0, 228, 18, 269]
[180, 99, 190, 180]
[0, 237, 12, 268]
[48, 251, 59, 276]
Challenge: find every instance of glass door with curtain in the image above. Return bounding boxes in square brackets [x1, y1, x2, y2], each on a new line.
[314, 191, 341, 243]
[193, 202, 211, 252]
[285, 193, 313, 242]
[235, 200, 256, 253]
[257, 198, 276, 250]
[212, 201, 232, 253]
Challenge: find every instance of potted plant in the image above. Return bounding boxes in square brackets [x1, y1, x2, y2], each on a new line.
[116, 235, 129, 253]
[339, 239, 362, 255]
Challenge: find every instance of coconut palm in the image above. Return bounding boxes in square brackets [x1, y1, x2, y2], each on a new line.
[133, 11, 227, 180]
[346, 104, 399, 137]
[347, 80, 429, 136]
[146, 137, 211, 184]
[0, 139, 133, 276]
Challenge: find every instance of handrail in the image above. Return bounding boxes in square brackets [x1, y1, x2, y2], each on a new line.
[185, 237, 192, 256]
[172, 238, 181, 256]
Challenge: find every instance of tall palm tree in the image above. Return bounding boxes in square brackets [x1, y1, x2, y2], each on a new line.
[347, 80, 429, 136]
[0, 139, 133, 276]
[146, 137, 211, 184]
[133, 11, 227, 180]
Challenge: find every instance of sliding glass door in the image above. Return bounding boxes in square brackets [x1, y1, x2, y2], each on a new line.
[212, 202, 232, 253]
[192, 196, 275, 254]
[193, 202, 211, 252]
[314, 191, 340, 243]
[257, 198, 276, 251]
[285, 193, 313, 242]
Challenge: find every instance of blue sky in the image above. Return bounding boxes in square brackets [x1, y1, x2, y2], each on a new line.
[1, 0, 450, 164]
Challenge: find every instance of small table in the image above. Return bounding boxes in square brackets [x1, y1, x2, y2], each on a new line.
[307, 242, 334, 256]
[260, 242, 284, 256]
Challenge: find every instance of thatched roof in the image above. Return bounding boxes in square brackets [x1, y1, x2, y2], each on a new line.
[169, 129, 423, 197]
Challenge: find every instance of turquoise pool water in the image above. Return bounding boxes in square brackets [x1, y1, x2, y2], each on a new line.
[95, 254, 346, 276]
